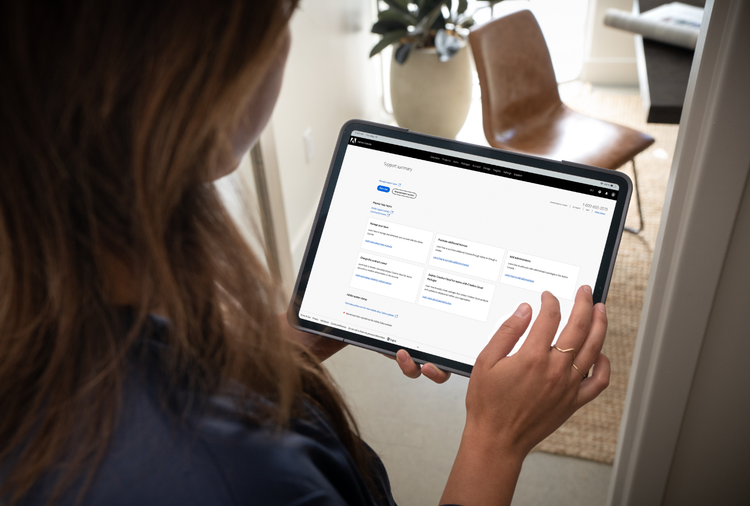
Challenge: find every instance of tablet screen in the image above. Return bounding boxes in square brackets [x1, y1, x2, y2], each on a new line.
[290, 121, 630, 376]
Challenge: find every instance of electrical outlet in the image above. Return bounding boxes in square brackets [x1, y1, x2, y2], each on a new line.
[303, 127, 315, 163]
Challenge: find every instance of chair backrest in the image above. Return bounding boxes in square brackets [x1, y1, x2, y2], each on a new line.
[469, 10, 562, 141]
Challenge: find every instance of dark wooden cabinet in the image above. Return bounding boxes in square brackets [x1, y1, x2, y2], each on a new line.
[635, 0, 706, 124]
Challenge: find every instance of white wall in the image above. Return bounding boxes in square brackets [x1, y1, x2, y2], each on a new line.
[266, 0, 381, 274]
[581, 0, 639, 85]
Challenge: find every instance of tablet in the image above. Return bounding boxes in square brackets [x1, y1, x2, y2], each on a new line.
[288, 120, 631, 376]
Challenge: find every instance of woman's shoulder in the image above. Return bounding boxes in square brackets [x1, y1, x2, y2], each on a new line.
[76, 380, 383, 506]
[70, 322, 394, 506]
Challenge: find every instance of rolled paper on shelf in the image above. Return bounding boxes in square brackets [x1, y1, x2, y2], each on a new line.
[604, 8, 700, 50]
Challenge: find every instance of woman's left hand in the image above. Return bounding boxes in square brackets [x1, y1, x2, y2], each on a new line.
[279, 312, 451, 383]
[388, 349, 452, 384]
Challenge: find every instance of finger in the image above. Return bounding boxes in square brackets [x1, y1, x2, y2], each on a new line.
[524, 291, 562, 351]
[477, 303, 532, 365]
[572, 302, 608, 374]
[577, 353, 611, 406]
[422, 363, 451, 384]
[396, 349, 422, 379]
[554, 285, 594, 353]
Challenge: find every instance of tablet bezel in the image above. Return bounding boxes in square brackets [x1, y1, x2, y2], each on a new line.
[288, 120, 632, 376]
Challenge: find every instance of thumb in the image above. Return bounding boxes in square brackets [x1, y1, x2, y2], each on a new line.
[476, 303, 532, 367]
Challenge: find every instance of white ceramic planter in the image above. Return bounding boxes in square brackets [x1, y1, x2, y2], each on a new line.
[390, 44, 473, 139]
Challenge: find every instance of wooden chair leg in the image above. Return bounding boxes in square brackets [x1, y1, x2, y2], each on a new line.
[625, 158, 644, 234]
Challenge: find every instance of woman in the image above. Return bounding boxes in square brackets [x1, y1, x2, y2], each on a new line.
[0, 1, 610, 505]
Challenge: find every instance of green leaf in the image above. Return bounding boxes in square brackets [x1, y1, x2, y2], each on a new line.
[369, 29, 409, 58]
[417, 0, 447, 32]
[419, 0, 446, 20]
[382, 0, 410, 13]
[394, 42, 414, 64]
[378, 8, 416, 26]
[372, 19, 408, 35]
[431, 14, 446, 32]
[459, 17, 475, 28]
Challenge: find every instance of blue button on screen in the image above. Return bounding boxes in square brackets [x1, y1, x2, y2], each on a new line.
[377, 185, 390, 193]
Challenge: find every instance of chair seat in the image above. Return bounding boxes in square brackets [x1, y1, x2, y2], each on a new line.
[488, 104, 655, 170]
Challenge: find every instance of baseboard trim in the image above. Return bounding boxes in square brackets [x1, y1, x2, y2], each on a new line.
[581, 58, 639, 85]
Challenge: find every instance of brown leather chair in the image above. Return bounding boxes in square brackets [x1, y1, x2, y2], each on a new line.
[469, 9, 654, 233]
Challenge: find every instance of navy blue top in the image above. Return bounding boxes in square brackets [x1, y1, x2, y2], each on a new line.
[11, 316, 397, 506]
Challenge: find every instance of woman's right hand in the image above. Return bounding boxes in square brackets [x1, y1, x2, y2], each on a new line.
[441, 286, 610, 506]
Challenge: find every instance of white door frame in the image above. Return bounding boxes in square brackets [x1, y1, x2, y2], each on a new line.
[607, 1, 750, 504]
[251, 125, 296, 302]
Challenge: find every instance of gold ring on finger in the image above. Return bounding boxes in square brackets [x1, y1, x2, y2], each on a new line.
[553, 345, 576, 359]
[572, 363, 587, 378]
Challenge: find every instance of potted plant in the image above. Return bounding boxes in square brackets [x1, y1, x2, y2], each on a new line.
[370, 1, 502, 138]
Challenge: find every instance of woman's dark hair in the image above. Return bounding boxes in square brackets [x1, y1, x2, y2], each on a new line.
[0, 1, 371, 503]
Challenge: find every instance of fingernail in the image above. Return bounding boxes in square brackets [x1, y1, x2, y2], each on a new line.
[397, 350, 408, 364]
[596, 303, 607, 314]
[423, 364, 435, 378]
[513, 303, 530, 318]
[583, 285, 592, 295]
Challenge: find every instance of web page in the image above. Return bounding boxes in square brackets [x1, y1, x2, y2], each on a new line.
[298, 133, 618, 366]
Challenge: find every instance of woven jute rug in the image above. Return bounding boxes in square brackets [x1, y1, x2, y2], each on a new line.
[533, 84, 679, 464]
